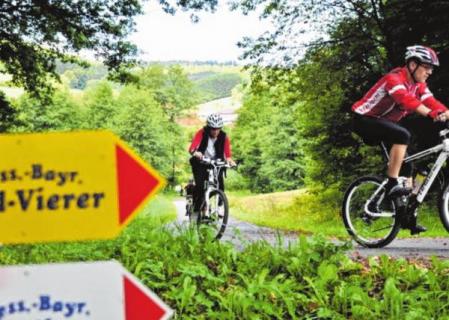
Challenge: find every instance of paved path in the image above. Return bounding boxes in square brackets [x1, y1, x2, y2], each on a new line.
[173, 198, 449, 258]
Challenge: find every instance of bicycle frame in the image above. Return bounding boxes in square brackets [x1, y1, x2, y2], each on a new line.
[405, 134, 449, 202]
[365, 128, 449, 218]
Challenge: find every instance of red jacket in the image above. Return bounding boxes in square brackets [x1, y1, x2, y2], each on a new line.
[352, 67, 447, 122]
[189, 128, 232, 159]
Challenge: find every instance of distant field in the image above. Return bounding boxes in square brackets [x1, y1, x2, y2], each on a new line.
[0, 63, 245, 103]
[192, 72, 243, 103]
[183, 64, 243, 74]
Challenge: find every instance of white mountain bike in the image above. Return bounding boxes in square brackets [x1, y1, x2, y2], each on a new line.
[185, 158, 235, 240]
[342, 125, 449, 248]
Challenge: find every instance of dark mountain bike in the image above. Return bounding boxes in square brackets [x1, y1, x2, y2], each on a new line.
[185, 158, 235, 240]
[342, 124, 449, 248]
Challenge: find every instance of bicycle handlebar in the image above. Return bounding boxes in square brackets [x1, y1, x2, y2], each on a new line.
[200, 157, 236, 169]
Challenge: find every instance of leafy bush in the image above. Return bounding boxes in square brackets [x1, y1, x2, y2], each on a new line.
[3, 208, 449, 319]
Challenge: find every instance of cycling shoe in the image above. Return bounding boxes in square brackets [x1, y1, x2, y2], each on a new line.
[385, 184, 412, 199]
[409, 224, 427, 235]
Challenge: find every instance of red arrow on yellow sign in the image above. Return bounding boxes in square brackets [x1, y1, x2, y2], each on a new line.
[0, 131, 165, 244]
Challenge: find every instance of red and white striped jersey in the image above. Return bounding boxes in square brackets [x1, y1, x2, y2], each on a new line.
[352, 67, 447, 122]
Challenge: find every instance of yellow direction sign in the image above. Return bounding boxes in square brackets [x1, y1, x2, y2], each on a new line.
[0, 131, 165, 244]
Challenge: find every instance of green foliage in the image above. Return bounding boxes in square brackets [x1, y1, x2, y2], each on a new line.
[0, 92, 21, 133]
[0, 0, 144, 98]
[232, 73, 305, 193]
[7, 64, 197, 185]
[0, 0, 226, 99]
[135, 65, 198, 120]
[63, 63, 109, 90]
[133, 64, 198, 183]
[81, 81, 117, 130]
[164, 65, 199, 120]
[13, 89, 83, 132]
[225, 170, 250, 191]
[232, 0, 449, 193]
[113, 85, 174, 178]
[2, 213, 449, 318]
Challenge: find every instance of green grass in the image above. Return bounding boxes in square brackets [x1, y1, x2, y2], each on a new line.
[3, 218, 449, 318]
[0, 194, 177, 265]
[3, 192, 449, 318]
[229, 188, 347, 238]
[229, 188, 449, 239]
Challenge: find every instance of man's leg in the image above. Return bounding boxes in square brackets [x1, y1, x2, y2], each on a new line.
[353, 116, 412, 196]
[353, 115, 424, 232]
[382, 143, 413, 198]
[388, 144, 407, 178]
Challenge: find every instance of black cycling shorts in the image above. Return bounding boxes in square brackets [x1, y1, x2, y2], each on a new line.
[352, 115, 411, 146]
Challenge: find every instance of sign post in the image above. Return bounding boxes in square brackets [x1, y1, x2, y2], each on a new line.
[0, 131, 172, 319]
[0, 261, 172, 320]
[0, 131, 165, 244]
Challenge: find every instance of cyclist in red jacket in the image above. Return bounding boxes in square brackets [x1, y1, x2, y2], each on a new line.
[352, 45, 449, 233]
[188, 113, 236, 214]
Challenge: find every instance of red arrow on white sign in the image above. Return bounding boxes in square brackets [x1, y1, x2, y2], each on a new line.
[0, 261, 172, 320]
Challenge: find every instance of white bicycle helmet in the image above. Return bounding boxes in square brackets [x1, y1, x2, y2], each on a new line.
[206, 113, 224, 128]
[405, 45, 439, 67]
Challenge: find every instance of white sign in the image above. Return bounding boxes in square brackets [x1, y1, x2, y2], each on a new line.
[0, 261, 172, 320]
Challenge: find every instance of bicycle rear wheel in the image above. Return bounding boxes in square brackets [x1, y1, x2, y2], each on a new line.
[198, 189, 229, 240]
[438, 183, 449, 232]
[342, 176, 400, 248]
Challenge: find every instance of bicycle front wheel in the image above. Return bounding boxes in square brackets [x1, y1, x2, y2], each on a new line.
[342, 176, 400, 248]
[199, 189, 229, 240]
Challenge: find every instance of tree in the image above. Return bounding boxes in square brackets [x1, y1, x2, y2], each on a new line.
[13, 89, 83, 132]
[134, 64, 198, 184]
[0, 0, 143, 97]
[233, 75, 305, 192]
[226, 0, 449, 190]
[114, 85, 173, 177]
[0, 92, 21, 133]
[81, 81, 117, 130]
[136, 65, 198, 121]
[0, 0, 221, 98]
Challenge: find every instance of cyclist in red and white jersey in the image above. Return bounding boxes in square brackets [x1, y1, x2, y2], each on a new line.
[188, 113, 235, 215]
[352, 45, 449, 233]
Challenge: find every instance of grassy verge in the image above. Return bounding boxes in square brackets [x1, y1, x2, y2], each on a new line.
[229, 189, 449, 238]
[0, 194, 177, 265]
[228, 188, 347, 238]
[2, 216, 449, 318]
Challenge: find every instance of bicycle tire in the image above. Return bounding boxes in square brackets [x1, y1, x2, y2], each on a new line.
[198, 189, 229, 240]
[438, 183, 449, 232]
[342, 175, 400, 248]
